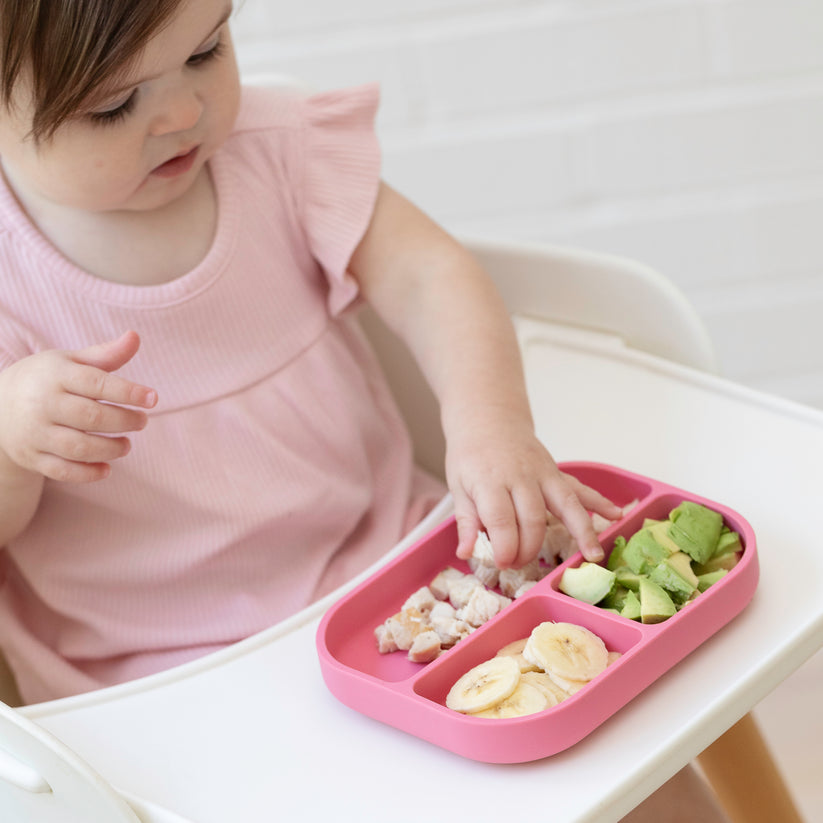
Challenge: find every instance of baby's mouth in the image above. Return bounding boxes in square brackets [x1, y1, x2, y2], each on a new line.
[151, 146, 199, 178]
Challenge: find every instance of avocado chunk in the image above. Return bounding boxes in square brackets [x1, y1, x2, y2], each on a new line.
[639, 578, 677, 624]
[693, 527, 742, 574]
[666, 551, 700, 587]
[559, 562, 616, 605]
[606, 536, 628, 571]
[600, 584, 630, 611]
[614, 567, 644, 591]
[668, 501, 723, 565]
[620, 589, 642, 620]
[716, 527, 742, 555]
[623, 528, 672, 574]
[693, 548, 740, 576]
[649, 551, 699, 604]
[645, 519, 684, 555]
[697, 569, 729, 592]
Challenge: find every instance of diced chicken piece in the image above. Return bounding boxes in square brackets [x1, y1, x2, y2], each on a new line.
[429, 601, 472, 646]
[498, 560, 541, 599]
[457, 586, 507, 627]
[514, 580, 539, 599]
[385, 607, 431, 651]
[591, 512, 614, 534]
[591, 498, 639, 534]
[539, 512, 577, 565]
[468, 532, 501, 587]
[440, 619, 475, 648]
[491, 591, 513, 610]
[407, 630, 442, 663]
[472, 531, 495, 564]
[429, 600, 457, 622]
[402, 585, 437, 614]
[468, 556, 499, 588]
[374, 622, 398, 654]
[429, 566, 465, 601]
[448, 574, 484, 610]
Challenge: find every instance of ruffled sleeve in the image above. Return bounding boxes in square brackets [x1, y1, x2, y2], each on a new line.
[297, 85, 382, 315]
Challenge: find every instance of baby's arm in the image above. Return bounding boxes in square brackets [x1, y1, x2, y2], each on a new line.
[349, 183, 621, 568]
[0, 331, 157, 546]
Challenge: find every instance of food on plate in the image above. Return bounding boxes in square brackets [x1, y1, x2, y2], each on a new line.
[375, 496, 640, 663]
[408, 630, 443, 664]
[446, 621, 619, 718]
[554, 561, 615, 605]
[559, 501, 742, 623]
[494, 637, 541, 673]
[467, 531, 499, 587]
[445, 656, 522, 714]
[523, 621, 609, 684]
[668, 501, 723, 565]
[429, 566, 465, 601]
[638, 578, 677, 624]
[538, 499, 638, 567]
[469, 680, 549, 719]
[375, 531, 540, 662]
[519, 671, 567, 705]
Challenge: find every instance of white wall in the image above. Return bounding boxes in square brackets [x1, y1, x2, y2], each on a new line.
[233, 0, 823, 411]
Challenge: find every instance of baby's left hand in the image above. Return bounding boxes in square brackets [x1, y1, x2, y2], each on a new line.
[446, 415, 621, 569]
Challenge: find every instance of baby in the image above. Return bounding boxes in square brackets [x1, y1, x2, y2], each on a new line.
[0, 0, 618, 704]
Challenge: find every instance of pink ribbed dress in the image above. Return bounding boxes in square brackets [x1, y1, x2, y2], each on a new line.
[0, 85, 444, 703]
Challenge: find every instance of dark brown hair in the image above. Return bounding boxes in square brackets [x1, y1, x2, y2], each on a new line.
[0, 0, 182, 142]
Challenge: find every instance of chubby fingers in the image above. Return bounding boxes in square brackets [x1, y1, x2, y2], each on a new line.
[541, 474, 612, 562]
[561, 473, 623, 520]
[454, 490, 483, 562]
[455, 483, 548, 569]
[51, 391, 151, 435]
[36, 429, 133, 483]
[61, 360, 157, 411]
[44, 335, 157, 482]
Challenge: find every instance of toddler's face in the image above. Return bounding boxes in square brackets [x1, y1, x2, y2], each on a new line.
[0, 0, 240, 216]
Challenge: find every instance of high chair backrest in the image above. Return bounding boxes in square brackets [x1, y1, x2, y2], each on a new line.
[359, 237, 717, 479]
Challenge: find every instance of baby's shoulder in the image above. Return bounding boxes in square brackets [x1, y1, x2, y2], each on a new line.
[232, 82, 309, 136]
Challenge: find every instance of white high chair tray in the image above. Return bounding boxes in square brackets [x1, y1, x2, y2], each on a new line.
[19, 319, 823, 823]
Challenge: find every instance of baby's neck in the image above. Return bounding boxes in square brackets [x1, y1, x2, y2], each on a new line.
[18, 166, 218, 286]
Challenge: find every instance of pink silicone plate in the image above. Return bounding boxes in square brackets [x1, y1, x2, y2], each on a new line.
[316, 462, 759, 763]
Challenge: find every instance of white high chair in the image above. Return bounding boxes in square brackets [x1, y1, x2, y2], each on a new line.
[0, 236, 812, 823]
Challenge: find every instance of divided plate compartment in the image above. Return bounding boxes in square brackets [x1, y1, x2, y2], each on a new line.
[316, 462, 759, 763]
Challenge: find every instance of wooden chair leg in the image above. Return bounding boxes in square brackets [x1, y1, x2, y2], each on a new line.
[620, 765, 728, 823]
[696, 711, 804, 823]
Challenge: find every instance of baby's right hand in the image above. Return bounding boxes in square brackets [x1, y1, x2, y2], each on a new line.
[0, 331, 157, 483]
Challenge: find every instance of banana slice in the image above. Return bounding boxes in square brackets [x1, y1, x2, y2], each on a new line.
[544, 670, 588, 695]
[470, 680, 548, 719]
[446, 656, 521, 714]
[519, 671, 566, 706]
[523, 621, 608, 683]
[495, 637, 541, 673]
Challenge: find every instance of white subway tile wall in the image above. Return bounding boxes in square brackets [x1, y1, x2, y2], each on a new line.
[233, 0, 823, 409]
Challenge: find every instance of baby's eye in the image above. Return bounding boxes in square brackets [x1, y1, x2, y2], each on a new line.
[186, 37, 225, 67]
[89, 91, 137, 126]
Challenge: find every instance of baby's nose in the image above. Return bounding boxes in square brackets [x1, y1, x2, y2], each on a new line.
[150, 86, 203, 136]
